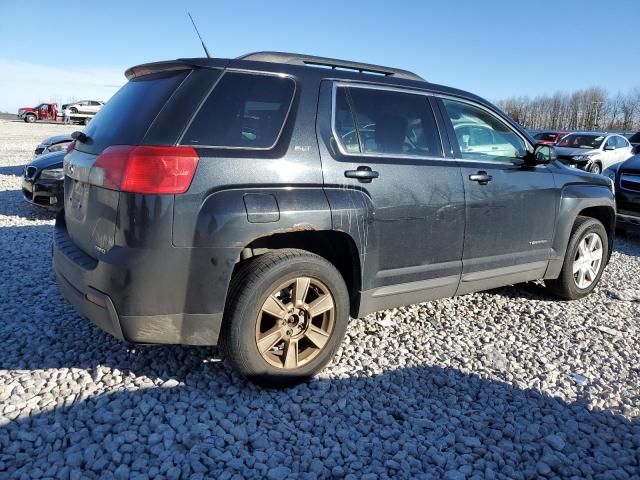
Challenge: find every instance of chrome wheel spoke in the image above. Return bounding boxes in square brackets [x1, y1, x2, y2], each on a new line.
[307, 293, 334, 318]
[573, 261, 582, 274]
[293, 277, 310, 305]
[262, 295, 288, 319]
[283, 339, 299, 369]
[257, 326, 284, 354]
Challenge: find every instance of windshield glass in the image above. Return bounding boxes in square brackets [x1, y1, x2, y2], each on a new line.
[534, 132, 557, 141]
[557, 134, 604, 149]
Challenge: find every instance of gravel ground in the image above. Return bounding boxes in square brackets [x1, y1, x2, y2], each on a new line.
[1, 119, 639, 479]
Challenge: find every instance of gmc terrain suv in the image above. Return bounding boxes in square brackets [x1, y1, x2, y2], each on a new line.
[54, 52, 616, 387]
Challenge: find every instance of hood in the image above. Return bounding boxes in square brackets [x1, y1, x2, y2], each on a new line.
[28, 150, 65, 170]
[19, 107, 35, 112]
[39, 134, 73, 147]
[620, 154, 640, 175]
[554, 146, 599, 158]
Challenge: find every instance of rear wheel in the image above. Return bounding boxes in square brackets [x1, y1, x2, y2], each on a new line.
[221, 249, 349, 388]
[546, 216, 608, 300]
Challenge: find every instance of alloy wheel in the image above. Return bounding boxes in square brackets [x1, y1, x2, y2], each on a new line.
[572, 232, 603, 289]
[255, 277, 335, 369]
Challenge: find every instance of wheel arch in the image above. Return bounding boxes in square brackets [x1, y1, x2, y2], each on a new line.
[234, 230, 363, 318]
[545, 184, 615, 279]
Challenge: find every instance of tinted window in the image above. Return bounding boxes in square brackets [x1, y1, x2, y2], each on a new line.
[534, 132, 557, 141]
[181, 72, 295, 149]
[78, 70, 188, 155]
[443, 99, 527, 163]
[629, 132, 640, 143]
[334, 87, 441, 157]
[334, 88, 360, 153]
[558, 134, 605, 149]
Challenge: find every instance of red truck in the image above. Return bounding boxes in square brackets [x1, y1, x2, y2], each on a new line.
[17, 103, 59, 123]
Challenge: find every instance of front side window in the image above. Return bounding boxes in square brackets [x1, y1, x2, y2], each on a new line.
[182, 72, 295, 149]
[333, 86, 442, 157]
[615, 136, 628, 148]
[442, 99, 527, 163]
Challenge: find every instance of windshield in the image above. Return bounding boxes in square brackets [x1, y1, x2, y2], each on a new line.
[557, 134, 604, 149]
[534, 132, 557, 141]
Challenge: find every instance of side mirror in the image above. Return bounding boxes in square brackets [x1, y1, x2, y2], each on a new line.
[604, 144, 615, 151]
[527, 143, 556, 165]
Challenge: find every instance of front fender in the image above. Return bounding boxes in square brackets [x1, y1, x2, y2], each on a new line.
[545, 183, 615, 279]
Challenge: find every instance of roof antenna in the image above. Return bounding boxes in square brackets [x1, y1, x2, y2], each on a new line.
[188, 12, 211, 58]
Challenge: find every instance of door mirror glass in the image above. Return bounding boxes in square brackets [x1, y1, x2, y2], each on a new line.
[532, 144, 556, 164]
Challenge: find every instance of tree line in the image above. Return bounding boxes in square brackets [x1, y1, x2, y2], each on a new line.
[497, 87, 640, 132]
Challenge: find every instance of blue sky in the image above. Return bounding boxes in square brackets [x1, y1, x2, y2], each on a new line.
[0, 0, 638, 112]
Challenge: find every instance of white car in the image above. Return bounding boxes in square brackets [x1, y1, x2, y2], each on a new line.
[554, 132, 633, 174]
[61, 100, 104, 115]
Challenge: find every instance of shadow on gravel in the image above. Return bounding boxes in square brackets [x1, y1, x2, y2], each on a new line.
[0, 188, 57, 220]
[1, 363, 638, 478]
[615, 232, 640, 258]
[0, 164, 26, 177]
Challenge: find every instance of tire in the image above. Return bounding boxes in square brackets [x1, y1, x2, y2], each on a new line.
[546, 216, 608, 300]
[588, 162, 602, 175]
[220, 249, 349, 388]
[69, 107, 78, 114]
[25, 114, 36, 123]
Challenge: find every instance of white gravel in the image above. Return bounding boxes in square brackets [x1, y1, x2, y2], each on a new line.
[1, 119, 639, 479]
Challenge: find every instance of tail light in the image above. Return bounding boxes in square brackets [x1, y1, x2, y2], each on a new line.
[94, 146, 199, 194]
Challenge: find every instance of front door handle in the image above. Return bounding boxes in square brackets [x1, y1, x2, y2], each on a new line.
[345, 166, 379, 183]
[469, 171, 493, 185]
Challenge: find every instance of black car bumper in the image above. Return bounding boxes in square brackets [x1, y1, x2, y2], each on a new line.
[53, 215, 224, 345]
[22, 177, 63, 210]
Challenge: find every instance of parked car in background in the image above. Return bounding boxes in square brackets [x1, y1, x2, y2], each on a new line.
[54, 52, 616, 387]
[533, 131, 569, 145]
[61, 100, 104, 115]
[605, 154, 640, 233]
[33, 134, 73, 157]
[22, 150, 65, 210]
[17, 103, 58, 123]
[627, 131, 640, 154]
[555, 132, 633, 174]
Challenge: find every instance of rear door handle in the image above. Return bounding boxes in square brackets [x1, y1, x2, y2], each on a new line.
[345, 166, 379, 183]
[469, 171, 493, 185]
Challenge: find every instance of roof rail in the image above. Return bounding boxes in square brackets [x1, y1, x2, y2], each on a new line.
[237, 51, 425, 82]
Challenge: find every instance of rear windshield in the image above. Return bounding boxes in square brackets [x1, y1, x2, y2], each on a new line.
[76, 70, 188, 154]
[180, 72, 295, 149]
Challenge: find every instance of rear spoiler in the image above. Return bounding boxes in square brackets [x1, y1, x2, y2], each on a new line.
[124, 58, 229, 80]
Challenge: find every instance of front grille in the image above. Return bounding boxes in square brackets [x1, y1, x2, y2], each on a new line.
[620, 173, 640, 192]
[34, 147, 44, 155]
[25, 166, 37, 179]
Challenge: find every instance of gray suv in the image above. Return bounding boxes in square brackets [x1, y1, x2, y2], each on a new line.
[53, 52, 616, 387]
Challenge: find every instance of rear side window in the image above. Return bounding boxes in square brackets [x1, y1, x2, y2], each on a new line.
[333, 86, 442, 157]
[78, 70, 188, 154]
[181, 72, 295, 149]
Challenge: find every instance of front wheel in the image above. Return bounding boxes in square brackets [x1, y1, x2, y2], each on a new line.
[221, 249, 349, 388]
[546, 216, 608, 300]
[25, 114, 36, 123]
[588, 162, 602, 175]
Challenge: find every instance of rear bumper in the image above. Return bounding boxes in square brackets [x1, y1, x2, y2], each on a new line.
[53, 215, 224, 345]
